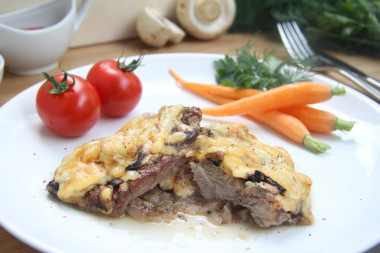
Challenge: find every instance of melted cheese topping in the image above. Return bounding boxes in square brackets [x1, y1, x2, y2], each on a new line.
[53, 105, 193, 202]
[52, 105, 312, 224]
[195, 123, 312, 220]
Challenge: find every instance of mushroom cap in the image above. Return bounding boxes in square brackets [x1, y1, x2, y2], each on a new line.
[176, 0, 236, 40]
[136, 6, 185, 47]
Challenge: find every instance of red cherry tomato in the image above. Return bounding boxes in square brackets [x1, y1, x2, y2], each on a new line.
[86, 55, 143, 117]
[36, 72, 101, 137]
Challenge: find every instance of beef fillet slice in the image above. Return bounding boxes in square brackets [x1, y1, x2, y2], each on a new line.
[46, 105, 201, 217]
[47, 105, 314, 228]
[191, 123, 313, 227]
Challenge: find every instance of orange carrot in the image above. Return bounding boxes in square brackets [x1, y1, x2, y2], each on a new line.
[189, 87, 330, 153]
[201, 82, 346, 117]
[169, 69, 261, 99]
[280, 105, 355, 133]
[169, 71, 353, 132]
[170, 70, 351, 135]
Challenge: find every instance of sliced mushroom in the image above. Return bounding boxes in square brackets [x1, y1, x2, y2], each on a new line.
[136, 6, 186, 48]
[176, 0, 236, 40]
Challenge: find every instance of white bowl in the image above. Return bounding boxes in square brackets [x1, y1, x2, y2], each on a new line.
[0, 0, 89, 76]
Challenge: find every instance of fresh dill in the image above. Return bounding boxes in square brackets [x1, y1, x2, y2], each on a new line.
[214, 42, 312, 90]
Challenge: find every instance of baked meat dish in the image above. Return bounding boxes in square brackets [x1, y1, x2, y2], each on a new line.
[47, 105, 313, 227]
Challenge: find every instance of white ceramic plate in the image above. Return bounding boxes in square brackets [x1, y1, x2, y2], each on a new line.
[0, 53, 379, 253]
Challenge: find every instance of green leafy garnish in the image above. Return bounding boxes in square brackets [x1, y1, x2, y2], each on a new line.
[214, 42, 312, 90]
[229, 0, 380, 56]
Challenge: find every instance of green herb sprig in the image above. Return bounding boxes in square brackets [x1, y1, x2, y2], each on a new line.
[214, 42, 312, 90]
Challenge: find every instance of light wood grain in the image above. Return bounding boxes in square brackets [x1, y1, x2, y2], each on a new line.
[0, 33, 379, 252]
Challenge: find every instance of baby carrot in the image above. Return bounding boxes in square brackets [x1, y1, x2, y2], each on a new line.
[171, 73, 350, 136]
[249, 111, 331, 153]
[191, 87, 330, 153]
[201, 82, 346, 117]
[280, 105, 355, 133]
[169, 69, 261, 99]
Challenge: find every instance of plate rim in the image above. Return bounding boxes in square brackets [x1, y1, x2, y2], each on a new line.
[0, 52, 379, 253]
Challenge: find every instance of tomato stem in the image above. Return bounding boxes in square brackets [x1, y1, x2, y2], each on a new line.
[117, 51, 144, 72]
[43, 70, 75, 94]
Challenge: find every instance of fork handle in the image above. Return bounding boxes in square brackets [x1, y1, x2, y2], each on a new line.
[337, 69, 380, 103]
[362, 76, 380, 90]
[319, 52, 380, 89]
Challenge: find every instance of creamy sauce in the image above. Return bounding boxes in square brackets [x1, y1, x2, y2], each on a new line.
[21, 26, 45, 30]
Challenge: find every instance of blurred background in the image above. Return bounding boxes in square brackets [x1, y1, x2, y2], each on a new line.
[1, 0, 379, 55]
[0, 0, 177, 47]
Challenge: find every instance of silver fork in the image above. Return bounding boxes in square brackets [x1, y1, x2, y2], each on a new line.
[277, 21, 380, 103]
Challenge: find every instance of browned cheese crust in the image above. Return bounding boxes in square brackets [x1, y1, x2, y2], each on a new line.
[46, 105, 313, 227]
[47, 105, 201, 216]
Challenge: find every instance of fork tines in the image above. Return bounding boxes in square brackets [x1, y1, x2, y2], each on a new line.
[277, 21, 315, 61]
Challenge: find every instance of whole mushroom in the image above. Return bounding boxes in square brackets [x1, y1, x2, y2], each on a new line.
[136, 6, 186, 48]
[176, 0, 236, 40]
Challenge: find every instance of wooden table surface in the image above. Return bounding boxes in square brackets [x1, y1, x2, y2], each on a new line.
[0, 33, 379, 252]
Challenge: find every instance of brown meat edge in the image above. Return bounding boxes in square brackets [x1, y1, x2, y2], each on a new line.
[190, 161, 309, 227]
[46, 106, 202, 217]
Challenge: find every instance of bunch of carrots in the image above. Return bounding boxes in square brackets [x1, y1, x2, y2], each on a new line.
[169, 69, 355, 154]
